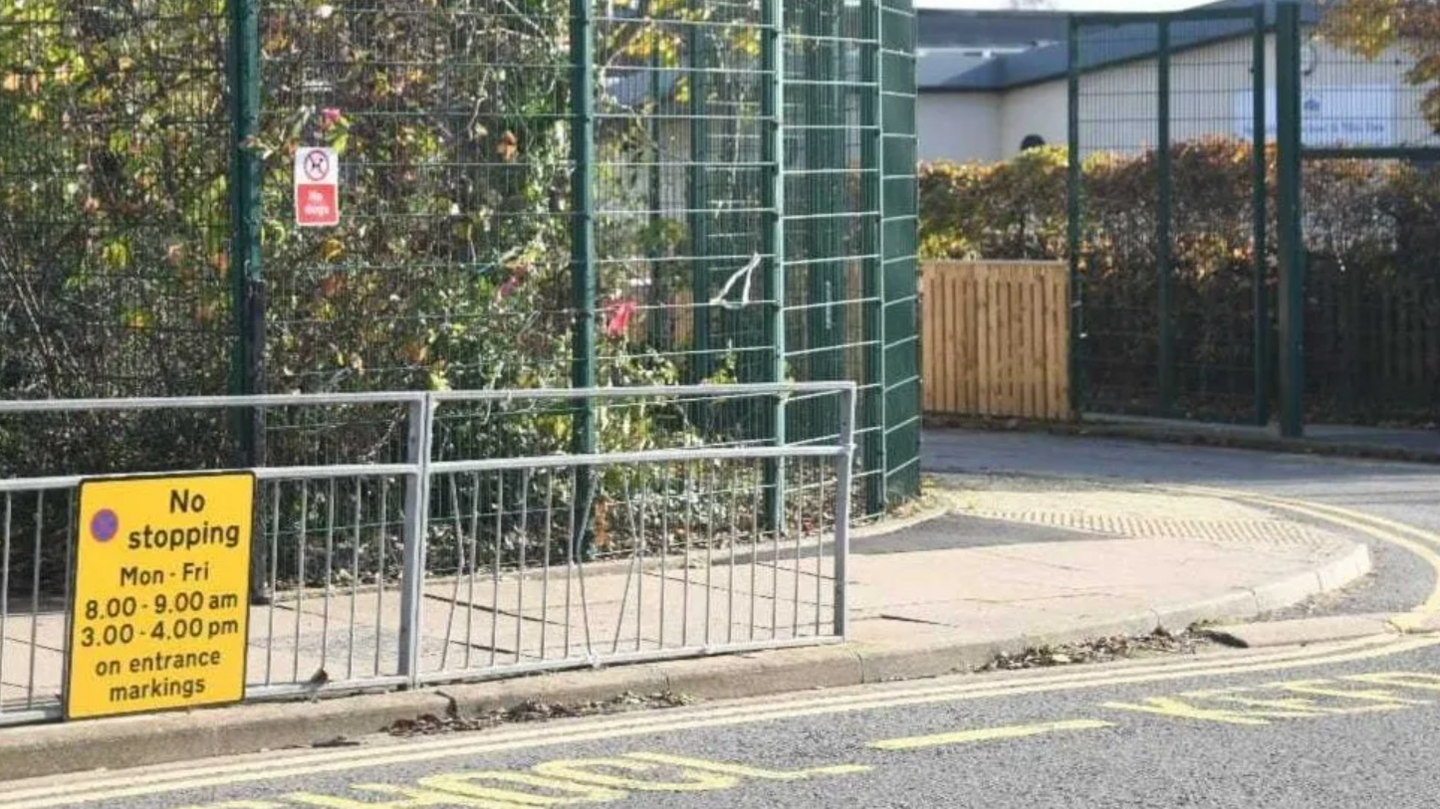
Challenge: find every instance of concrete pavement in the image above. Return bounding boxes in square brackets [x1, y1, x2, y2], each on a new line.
[0, 474, 1382, 779]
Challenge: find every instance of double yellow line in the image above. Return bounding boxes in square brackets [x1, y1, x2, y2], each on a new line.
[4, 635, 1434, 809]
[6, 486, 1440, 809]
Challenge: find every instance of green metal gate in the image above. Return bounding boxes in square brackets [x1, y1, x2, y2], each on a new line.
[1068, 0, 1440, 436]
[1280, 1, 1440, 431]
[1067, 7, 1271, 426]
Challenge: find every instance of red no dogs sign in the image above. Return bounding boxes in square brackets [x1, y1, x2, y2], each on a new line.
[294, 147, 339, 227]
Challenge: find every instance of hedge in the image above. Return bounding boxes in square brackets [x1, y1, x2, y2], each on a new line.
[919, 139, 1440, 426]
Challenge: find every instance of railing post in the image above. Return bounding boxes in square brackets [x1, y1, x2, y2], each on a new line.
[570, 0, 599, 556]
[687, 24, 712, 384]
[832, 386, 855, 639]
[1157, 19, 1174, 417]
[397, 397, 433, 685]
[643, 0, 665, 348]
[1276, 1, 1305, 438]
[1066, 16, 1084, 418]
[1252, 4, 1270, 427]
[862, 0, 887, 513]
[228, 0, 267, 603]
[761, 0, 787, 533]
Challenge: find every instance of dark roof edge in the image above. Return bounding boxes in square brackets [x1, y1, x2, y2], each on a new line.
[921, 0, 1322, 93]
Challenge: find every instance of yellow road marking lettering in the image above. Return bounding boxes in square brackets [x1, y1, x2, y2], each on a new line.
[529, 759, 738, 793]
[1345, 671, 1440, 692]
[868, 719, 1113, 751]
[417, 772, 625, 805]
[620, 752, 869, 780]
[292, 754, 860, 809]
[3, 638, 1396, 806]
[1273, 679, 1431, 707]
[1112, 675, 1433, 727]
[1100, 697, 1309, 725]
[285, 784, 525, 808]
[1181, 690, 1336, 717]
[6, 638, 1433, 809]
[171, 803, 288, 809]
[1220, 695, 1395, 715]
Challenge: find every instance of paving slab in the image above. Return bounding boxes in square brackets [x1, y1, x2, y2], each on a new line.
[0, 480, 1382, 778]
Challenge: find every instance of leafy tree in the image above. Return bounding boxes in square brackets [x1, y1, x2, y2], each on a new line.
[0, 0, 761, 475]
[1, 1, 807, 586]
[1319, 0, 1440, 133]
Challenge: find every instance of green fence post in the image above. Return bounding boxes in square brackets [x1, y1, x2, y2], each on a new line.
[228, 0, 263, 445]
[1157, 19, 1174, 417]
[804, 3, 823, 399]
[228, 0, 265, 602]
[1275, 1, 1304, 438]
[800, 4, 845, 443]
[824, 5, 846, 423]
[862, 0, 886, 514]
[879, 0, 921, 502]
[570, 0, 598, 556]
[687, 24, 712, 384]
[643, 0, 664, 348]
[1066, 16, 1083, 418]
[1252, 4, 1270, 427]
[761, 0, 786, 532]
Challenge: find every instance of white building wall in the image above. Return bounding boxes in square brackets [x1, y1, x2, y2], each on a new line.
[917, 92, 1003, 163]
[921, 33, 1433, 165]
[999, 79, 1069, 155]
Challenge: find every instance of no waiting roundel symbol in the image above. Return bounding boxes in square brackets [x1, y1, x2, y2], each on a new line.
[303, 150, 330, 182]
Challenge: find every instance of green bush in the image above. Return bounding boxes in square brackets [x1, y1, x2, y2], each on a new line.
[0, 1, 797, 590]
[919, 138, 1440, 425]
[0, 1, 745, 479]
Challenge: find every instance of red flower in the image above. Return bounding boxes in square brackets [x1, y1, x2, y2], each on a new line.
[319, 107, 343, 130]
[605, 298, 638, 338]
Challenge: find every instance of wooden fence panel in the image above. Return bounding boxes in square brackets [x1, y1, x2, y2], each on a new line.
[921, 260, 1071, 421]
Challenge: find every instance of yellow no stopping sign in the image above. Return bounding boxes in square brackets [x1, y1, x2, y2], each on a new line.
[66, 472, 255, 720]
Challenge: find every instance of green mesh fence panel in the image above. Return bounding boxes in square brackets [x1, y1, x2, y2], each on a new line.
[881, 0, 919, 502]
[1069, 9, 1267, 425]
[1299, 0, 1440, 426]
[0, 0, 236, 477]
[0, 0, 920, 518]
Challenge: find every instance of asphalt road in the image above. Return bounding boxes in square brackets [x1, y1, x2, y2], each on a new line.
[8, 635, 1440, 809]
[6, 434, 1440, 809]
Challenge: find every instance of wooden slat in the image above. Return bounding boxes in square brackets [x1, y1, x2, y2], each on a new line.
[944, 266, 958, 413]
[995, 267, 1007, 415]
[1027, 270, 1041, 419]
[940, 266, 952, 413]
[927, 264, 938, 412]
[1019, 270, 1030, 416]
[1027, 270, 1041, 418]
[920, 265, 934, 412]
[1042, 269, 1054, 417]
[933, 265, 946, 413]
[980, 264, 995, 416]
[1054, 266, 1065, 414]
[996, 266, 1008, 411]
[1002, 271, 1015, 415]
[968, 266, 981, 415]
